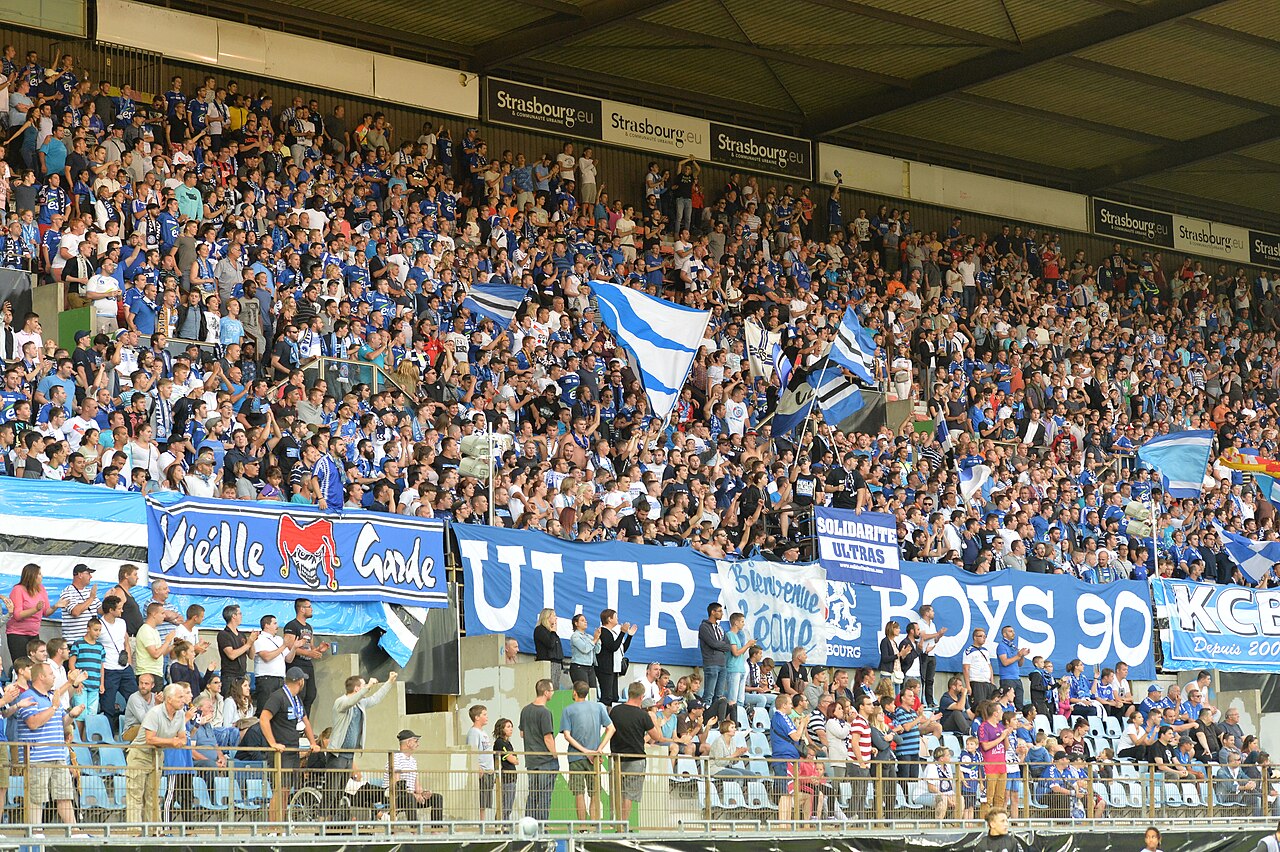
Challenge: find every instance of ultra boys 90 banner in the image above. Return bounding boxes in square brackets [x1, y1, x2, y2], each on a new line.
[1151, 578, 1280, 673]
[454, 525, 1154, 677]
[146, 495, 448, 608]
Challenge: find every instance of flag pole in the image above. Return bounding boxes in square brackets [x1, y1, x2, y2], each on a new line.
[1149, 487, 1159, 579]
[794, 358, 833, 455]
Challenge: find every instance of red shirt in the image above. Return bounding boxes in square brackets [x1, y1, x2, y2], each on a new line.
[849, 713, 872, 763]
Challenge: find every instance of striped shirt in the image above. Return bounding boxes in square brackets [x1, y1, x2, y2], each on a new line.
[893, 706, 922, 758]
[69, 639, 105, 692]
[14, 687, 68, 762]
[807, 709, 827, 748]
[56, 583, 96, 645]
[848, 713, 872, 763]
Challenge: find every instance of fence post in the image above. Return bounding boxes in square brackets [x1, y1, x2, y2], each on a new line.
[874, 760, 883, 822]
[1206, 767, 1215, 818]
[151, 747, 164, 825]
[702, 755, 712, 823]
[1086, 764, 1094, 819]
[1147, 769, 1155, 821]
[387, 751, 397, 822]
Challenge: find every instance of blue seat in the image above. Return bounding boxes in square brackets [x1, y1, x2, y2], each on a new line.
[7, 775, 23, 810]
[80, 774, 113, 811]
[193, 775, 230, 813]
[84, 713, 115, 744]
[720, 781, 747, 810]
[745, 779, 773, 809]
[73, 745, 96, 773]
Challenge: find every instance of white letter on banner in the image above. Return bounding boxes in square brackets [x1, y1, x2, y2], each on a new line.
[1112, 590, 1152, 666]
[969, 585, 1014, 635]
[457, 540, 521, 632]
[643, 562, 697, 649]
[1216, 587, 1258, 636]
[1170, 583, 1218, 633]
[921, 575, 971, 658]
[1259, 591, 1280, 635]
[1075, 594, 1111, 665]
[530, 550, 563, 610]
[584, 561, 641, 614]
[1015, 586, 1056, 661]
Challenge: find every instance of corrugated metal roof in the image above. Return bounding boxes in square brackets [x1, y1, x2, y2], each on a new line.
[1133, 168, 1280, 216]
[865, 98, 1154, 171]
[827, 0, 1020, 42]
[966, 60, 1267, 141]
[1191, 0, 1280, 42]
[999, 0, 1110, 44]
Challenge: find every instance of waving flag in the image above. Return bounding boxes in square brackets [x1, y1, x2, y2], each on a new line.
[590, 282, 711, 423]
[769, 363, 818, 437]
[959, 464, 992, 504]
[746, 320, 781, 380]
[1214, 522, 1280, 583]
[1221, 450, 1280, 475]
[772, 342, 793, 389]
[462, 282, 527, 328]
[814, 360, 864, 426]
[829, 306, 878, 387]
[1258, 474, 1280, 510]
[1136, 430, 1213, 498]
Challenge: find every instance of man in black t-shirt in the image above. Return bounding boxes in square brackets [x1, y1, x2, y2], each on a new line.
[284, 597, 328, 716]
[609, 681, 669, 823]
[259, 667, 317, 823]
[777, 647, 810, 696]
[216, 604, 258, 698]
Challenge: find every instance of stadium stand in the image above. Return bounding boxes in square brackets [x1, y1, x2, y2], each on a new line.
[1, 0, 1280, 844]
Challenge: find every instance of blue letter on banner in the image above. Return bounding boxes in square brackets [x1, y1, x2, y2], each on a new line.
[1152, 578, 1280, 673]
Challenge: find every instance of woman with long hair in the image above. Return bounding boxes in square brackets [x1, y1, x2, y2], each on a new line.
[533, 608, 563, 689]
[222, 675, 256, 728]
[7, 563, 46, 662]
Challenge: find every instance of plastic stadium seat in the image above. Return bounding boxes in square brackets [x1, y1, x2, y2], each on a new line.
[7, 775, 23, 810]
[894, 786, 923, 810]
[1032, 716, 1051, 738]
[1108, 781, 1129, 808]
[1125, 781, 1144, 809]
[940, 733, 962, 756]
[720, 781, 747, 810]
[730, 730, 748, 752]
[748, 732, 769, 757]
[84, 713, 115, 744]
[1116, 762, 1138, 779]
[1088, 717, 1107, 739]
[1051, 715, 1069, 735]
[674, 758, 699, 780]
[193, 776, 230, 813]
[749, 758, 771, 778]
[72, 745, 96, 772]
[697, 781, 723, 812]
[80, 774, 113, 811]
[1102, 716, 1122, 739]
[750, 708, 769, 732]
[746, 780, 774, 810]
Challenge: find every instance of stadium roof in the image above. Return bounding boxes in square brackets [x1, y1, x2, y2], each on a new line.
[179, 0, 1280, 226]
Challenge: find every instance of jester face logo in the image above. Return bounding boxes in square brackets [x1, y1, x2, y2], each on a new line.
[277, 516, 340, 591]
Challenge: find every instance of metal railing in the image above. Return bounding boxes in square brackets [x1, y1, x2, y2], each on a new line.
[1, 740, 1274, 836]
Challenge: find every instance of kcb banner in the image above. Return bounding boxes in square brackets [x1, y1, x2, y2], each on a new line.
[815, 507, 902, 590]
[1152, 578, 1280, 673]
[146, 495, 448, 608]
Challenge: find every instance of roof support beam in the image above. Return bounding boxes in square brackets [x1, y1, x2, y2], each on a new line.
[805, 0, 1230, 137]
[624, 19, 909, 89]
[1178, 17, 1280, 51]
[469, 0, 680, 73]
[1076, 114, 1280, 192]
[800, 0, 1021, 49]
[945, 92, 1172, 146]
[511, 0, 583, 16]
[1057, 57, 1280, 116]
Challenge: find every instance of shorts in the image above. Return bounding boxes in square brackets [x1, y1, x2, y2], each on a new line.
[72, 688, 101, 717]
[619, 758, 646, 803]
[479, 772, 495, 809]
[272, 749, 302, 789]
[1006, 772, 1022, 793]
[771, 761, 796, 798]
[27, 761, 74, 805]
[567, 760, 600, 796]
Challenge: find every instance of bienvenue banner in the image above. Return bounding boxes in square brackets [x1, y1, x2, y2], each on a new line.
[873, 563, 1155, 679]
[146, 495, 448, 609]
[814, 507, 902, 590]
[1152, 578, 1280, 673]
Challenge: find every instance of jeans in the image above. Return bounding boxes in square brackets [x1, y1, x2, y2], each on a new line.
[675, 197, 693, 234]
[701, 665, 727, 703]
[921, 655, 937, 705]
[102, 667, 138, 729]
[715, 766, 758, 781]
[525, 767, 555, 821]
[725, 670, 746, 708]
[744, 691, 773, 710]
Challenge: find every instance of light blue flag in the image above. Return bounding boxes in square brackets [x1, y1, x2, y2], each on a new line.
[462, 282, 527, 328]
[1214, 522, 1280, 583]
[828, 306, 878, 386]
[814, 361, 864, 426]
[772, 342, 792, 388]
[590, 282, 711, 422]
[1136, 430, 1213, 498]
[1257, 474, 1280, 510]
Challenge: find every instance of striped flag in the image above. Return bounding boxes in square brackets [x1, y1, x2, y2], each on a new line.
[1257, 474, 1280, 510]
[1137, 430, 1213, 498]
[590, 281, 711, 423]
[1214, 521, 1280, 583]
[770, 363, 818, 437]
[772, 342, 793, 389]
[936, 418, 955, 454]
[828, 306, 878, 387]
[746, 320, 781, 380]
[814, 360, 865, 427]
[462, 282, 527, 328]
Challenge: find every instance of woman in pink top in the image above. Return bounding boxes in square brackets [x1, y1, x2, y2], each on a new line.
[8, 563, 50, 662]
[978, 700, 1011, 818]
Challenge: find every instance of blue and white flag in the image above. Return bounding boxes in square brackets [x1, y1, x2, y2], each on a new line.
[1136, 430, 1213, 498]
[771, 342, 793, 389]
[590, 281, 711, 422]
[770, 365, 818, 438]
[1213, 521, 1280, 583]
[1256, 474, 1280, 510]
[959, 464, 991, 504]
[829, 306, 878, 386]
[814, 361, 864, 426]
[462, 282, 527, 328]
[936, 418, 955, 454]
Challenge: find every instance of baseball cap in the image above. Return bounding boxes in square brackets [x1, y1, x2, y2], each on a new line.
[641, 698, 657, 710]
[1148, 685, 1162, 693]
[74, 330, 90, 342]
[397, 729, 420, 741]
[72, 564, 95, 575]
[285, 667, 309, 682]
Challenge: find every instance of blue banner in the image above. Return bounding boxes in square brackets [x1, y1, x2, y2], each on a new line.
[882, 563, 1155, 680]
[1152, 578, 1280, 673]
[814, 508, 901, 590]
[455, 525, 865, 666]
[146, 495, 448, 609]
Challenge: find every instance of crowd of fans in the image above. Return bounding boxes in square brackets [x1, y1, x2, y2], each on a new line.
[1, 37, 1280, 831]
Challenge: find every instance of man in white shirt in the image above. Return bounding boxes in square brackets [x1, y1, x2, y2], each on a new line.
[962, 627, 995, 708]
[85, 257, 122, 335]
[634, 661, 662, 704]
[173, 603, 209, 656]
[63, 397, 99, 452]
[252, 614, 291, 709]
